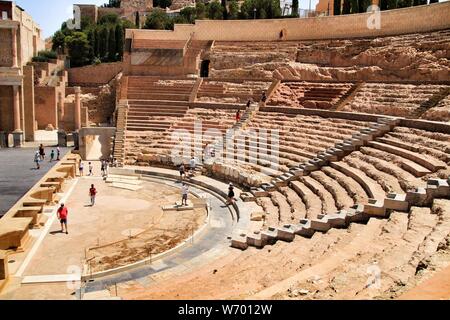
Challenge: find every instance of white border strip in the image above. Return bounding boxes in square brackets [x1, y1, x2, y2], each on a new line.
[15, 178, 80, 278]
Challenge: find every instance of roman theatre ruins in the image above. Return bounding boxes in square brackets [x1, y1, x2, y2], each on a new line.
[0, 1, 449, 300]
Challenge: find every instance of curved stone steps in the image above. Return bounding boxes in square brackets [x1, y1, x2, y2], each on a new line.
[310, 171, 354, 211]
[368, 141, 446, 172]
[299, 176, 338, 215]
[290, 180, 322, 220]
[321, 167, 369, 204]
[319, 207, 440, 299]
[355, 148, 423, 191]
[330, 161, 386, 201]
[358, 147, 430, 181]
[270, 191, 294, 224]
[379, 136, 450, 164]
[343, 155, 404, 195]
[256, 197, 280, 227]
[279, 186, 307, 221]
[253, 217, 387, 299]
[408, 199, 450, 270]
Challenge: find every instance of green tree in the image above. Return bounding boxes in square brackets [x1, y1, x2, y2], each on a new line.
[87, 29, 95, 62]
[429, 0, 438, 3]
[413, 0, 427, 5]
[221, 0, 228, 19]
[99, 13, 120, 25]
[397, 0, 413, 8]
[292, 0, 299, 16]
[342, 0, 351, 13]
[208, 1, 224, 20]
[108, 26, 117, 61]
[379, 0, 388, 10]
[65, 32, 91, 67]
[387, 0, 397, 9]
[135, 11, 140, 28]
[195, 2, 207, 19]
[143, 8, 170, 29]
[94, 28, 101, 58]
[334, 0, 341, 15]
[115, 24, 124, 60]
[99, 26, 109, 60]
[154, 0, 172, 8]
[180, 6, 197, 23]
[52, 30, 66, 52]
[228, 0, 239, 19]
[102, 0, 121, 8]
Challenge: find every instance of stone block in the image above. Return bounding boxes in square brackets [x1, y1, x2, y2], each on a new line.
[246, 231, 263, 248]
[231, 233, 248, 250]
[276, 224, 297, 242]
[363, 199, 387, 217]
[384, 193, 409, 212]
[260, 227, 278, 245]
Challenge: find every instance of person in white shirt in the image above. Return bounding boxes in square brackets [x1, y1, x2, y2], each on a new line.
[181, 183, 189, 206]
[189, 157, 196, 175]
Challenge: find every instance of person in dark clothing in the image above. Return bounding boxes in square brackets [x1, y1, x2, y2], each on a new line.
[227, 183, 235, 205]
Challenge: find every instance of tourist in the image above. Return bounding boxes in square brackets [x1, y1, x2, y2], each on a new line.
[101, 160, 106, 177]
[227, 183, 235, 205]
[89, 184, 97, 206]
[246, 99, 252, 108]
[189, 157, 196, 175]
[39, 144, 45, 160]
[50, 150, 55, 162]
[88, 162, 93, 176]
[34, 151, 41, 170]
[236, 110, 241, 123]
[104, 159, 109, 176]
[57, 203, 69, 234]
[181, 183, 189, 206]
[79, 162, 84, 176]
[260, 91, 267, 104]
[113, 158, 118, 167]
[179, 163, 186, 181]
[56, 146, 61, 160]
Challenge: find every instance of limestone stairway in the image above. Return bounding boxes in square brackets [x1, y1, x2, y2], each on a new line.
[334, 81, 364, 111]
[105, 174, 143, 191]
[112, 103, 128, 167]
[232, 176, 450, 250]
[413, 87, 450, 119]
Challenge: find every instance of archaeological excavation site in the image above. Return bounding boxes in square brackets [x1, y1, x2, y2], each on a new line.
[0, 0, 449, 304]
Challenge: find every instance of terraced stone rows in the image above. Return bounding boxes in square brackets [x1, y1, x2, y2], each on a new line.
[268, 82, 353, 109]
[342, 84, 449, 117]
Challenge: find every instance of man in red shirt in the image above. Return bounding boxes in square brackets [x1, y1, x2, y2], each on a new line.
[57, 203, 69, 234]
[89, 184, 97, 206]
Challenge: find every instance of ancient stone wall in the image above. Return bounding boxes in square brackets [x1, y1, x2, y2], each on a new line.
[68, 62, 123, 86]
[126, 2, 450, 42]
[34, 86, 58, 129]
[0, 86, 13, 132]
[0, 29, 13, 67]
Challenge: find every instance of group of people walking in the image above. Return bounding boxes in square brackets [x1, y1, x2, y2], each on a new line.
[34, 144, 61, 169]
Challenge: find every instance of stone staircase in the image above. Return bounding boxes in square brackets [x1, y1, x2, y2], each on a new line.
[112, 102, 128, 167]
[233, 176, 450, 250]
[413, 87, 450, 118]
[334, 81, 364, 111]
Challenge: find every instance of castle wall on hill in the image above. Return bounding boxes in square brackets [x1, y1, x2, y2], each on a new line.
[126, 2, 450, 42]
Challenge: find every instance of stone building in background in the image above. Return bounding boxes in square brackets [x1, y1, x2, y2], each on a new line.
[0, 0, 44, 146]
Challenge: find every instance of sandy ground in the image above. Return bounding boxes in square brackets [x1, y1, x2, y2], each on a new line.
[1, 169, 206, 299]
